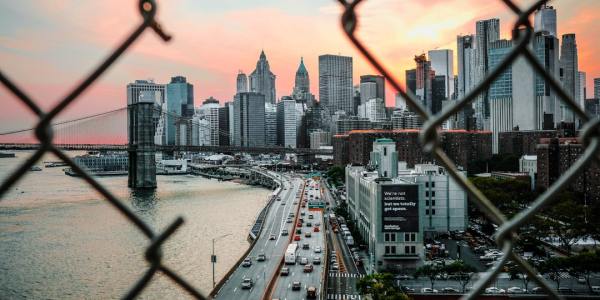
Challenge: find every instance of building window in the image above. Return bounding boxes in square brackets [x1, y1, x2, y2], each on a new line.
[431, 182, 435, 188]
[385, 233, 397, 242]
[425, 200, 429, 206]
[425, 191, 428, 197]
[431, 191, 435, 197]
[431, 200, 436, 206]
[385, 245, 396, 254]
[426, 209, 429, 215]
[431, 209, 436, 215]
[404, 233, 416, 242]
[383, 147, 387, 156]
[405, 245, 410, 253]
[425, 182, 429, 187]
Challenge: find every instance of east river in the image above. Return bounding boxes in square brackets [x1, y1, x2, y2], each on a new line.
[0, 151, 271, 299]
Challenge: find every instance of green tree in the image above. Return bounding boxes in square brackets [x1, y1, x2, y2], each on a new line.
[326, 165, 345, 186]
[444, 260, 476, 293]
[508, 260, 537, 292]
[538, 256, 567, 289]
[414, 264, 444, 290]
[565, 250, 600, 294]
[356, 273, 409, 300]
[540, 191, 588, 253]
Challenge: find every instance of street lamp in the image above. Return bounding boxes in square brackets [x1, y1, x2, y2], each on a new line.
[212, 233, 232, 288]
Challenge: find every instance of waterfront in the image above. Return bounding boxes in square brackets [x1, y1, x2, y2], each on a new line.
[0, 151, 271, 299]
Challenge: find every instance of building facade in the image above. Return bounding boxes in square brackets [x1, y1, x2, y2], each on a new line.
[166, 76, 194, 145]
[560, 34, 579, 123]
[319, 54, 353, 115]
[428, 49, 454, 99]
[233, 92, 266, 147]
[249, 50, 277, 104]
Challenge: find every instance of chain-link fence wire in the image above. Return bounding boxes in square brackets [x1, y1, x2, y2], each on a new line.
[337, 0, 600, 299]
[0, 1, 206, 299]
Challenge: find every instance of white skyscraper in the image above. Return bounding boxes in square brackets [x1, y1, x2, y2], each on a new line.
[475, 18, 500, 129]
[428, 49, 454, 99]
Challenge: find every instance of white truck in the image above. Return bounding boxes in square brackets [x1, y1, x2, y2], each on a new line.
[285, 243, 299, 264]
[345, 236, 355, 246]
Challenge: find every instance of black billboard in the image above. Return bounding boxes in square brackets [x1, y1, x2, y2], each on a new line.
[381, 184, 419, 232]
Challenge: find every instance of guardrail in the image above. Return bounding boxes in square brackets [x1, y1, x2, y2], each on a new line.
[208, 170, 282, 299]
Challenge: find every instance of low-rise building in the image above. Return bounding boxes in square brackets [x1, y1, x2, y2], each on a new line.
[345, 139, 467, 273]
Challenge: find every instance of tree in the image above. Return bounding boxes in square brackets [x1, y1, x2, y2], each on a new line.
[444, 260, 476, 293]
[538, 256, 567, 289]
[508, 260, 537, 292]
[414, 264, 444, 290]
[356, 273, 409, 300]
[565, 250, 600, 294]
[326, 165, 345, 186]
[540, 191, 588, 253]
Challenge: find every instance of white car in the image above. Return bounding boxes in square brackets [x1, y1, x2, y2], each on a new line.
[314, 246, 322, 253]
[507, 287, 526, 294]
[420, 288, 438, 293]
[485, 287, 506, 294]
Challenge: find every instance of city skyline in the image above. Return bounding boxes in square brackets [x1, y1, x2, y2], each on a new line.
[1, 0, 599, 134]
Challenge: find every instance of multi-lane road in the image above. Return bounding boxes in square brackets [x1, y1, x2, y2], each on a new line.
[270, 178, 327, 299]
[214, 173, 303, 300]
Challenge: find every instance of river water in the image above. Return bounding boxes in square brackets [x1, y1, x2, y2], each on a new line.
[0, 151, 270, 299]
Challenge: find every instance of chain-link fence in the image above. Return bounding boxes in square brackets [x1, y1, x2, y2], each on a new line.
[0, 1, 206, 298]
[2, 0, 598, 299]
[337, 0, 598, 299]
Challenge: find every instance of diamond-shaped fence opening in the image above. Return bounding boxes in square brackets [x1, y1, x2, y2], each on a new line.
[0, 1, 206, 299]
[337, 0, 598, 299]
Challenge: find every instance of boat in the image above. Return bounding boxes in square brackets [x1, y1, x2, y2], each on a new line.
[0, 152, 16, 158]
[29, 166, 42, 171]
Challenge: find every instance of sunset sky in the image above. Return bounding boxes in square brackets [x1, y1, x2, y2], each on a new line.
[0, 0, 599, 141]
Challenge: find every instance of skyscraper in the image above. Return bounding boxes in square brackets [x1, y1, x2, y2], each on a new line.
[319, 54, 353, 115]
[277, 96, 300, 148]
[265, 102, 277, 146]
[594, 78, 600, 100]
[534, 4, 557, 37]
[293, 57, 315, 107]
[415, 54, 434, 114]
[474, 18, 500, 130]
[236, 71, 248, 93]
[249, 50, 276, 104]
[488, 39, 513, 153]
[428, 49, 454, 99]
[166, 76, 194, 145]
[233, 92, 266, 147]
[560, 34, 579, 122]
[359, 81, 377, 104]
[126, 80, 166, 144]
[359, 75, 385, 103]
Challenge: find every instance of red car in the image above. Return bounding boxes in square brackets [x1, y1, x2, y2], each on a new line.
[294, 235, 301, 241]
[297, 222, 302, 227]
[313, 226, 320, 232]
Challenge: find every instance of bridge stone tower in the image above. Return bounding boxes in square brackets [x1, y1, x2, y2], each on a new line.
[128, 91, 157, 189]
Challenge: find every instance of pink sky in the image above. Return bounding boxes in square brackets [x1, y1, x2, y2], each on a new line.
[0, 0, 599, 142]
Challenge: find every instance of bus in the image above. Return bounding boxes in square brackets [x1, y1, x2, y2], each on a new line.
[285, 243, 299, 264]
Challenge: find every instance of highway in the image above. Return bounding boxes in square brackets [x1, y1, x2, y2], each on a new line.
[214, 173, 303, 300]
[270, 178, 327, 299]
[323, 183, 365, 300]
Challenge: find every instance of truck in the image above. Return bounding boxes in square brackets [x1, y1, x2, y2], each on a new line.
[285, 243, 299, 264]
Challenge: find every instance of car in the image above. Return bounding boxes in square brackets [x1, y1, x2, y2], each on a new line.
[307, 286, 317, 298]
[507, 287, 526, 294]
[293, 201, 298, 205]
[315, 222, 321, 226]
[276, 197, 281, 201]
[302, 243, 310, 250]
[395, 274, 411, 280]
[296, 229, 302, 234]
[314, 246, 322, 253]
[301, 203, 306, 208]
[331, 263, 339, 270]
[306, 222, 312, 227]
[257, 253, 266, 261]
[241, 277, 253, 289]
[313, 256, 321, 264]
[288, 213, 295, 217]
[297, 222, 303, 227]
[300, 257, 308, 265]
[281, 201, 286, 205]
[294, 235, 301, 241]
[531, 287, 546, 294]
[331, 250, 337, 255]
[591, 286, 600, 294]
[281, 229, 288, 236]
[577, 277, 586, 284]
[441, 287, 459, 293]
[421, 288, 438, 293]
[292, 281, 302, 291]
[280, 267, 290, 276]
[304, 264, 314, 272]
[269, 234, 276, 240]
[308, 214, 314, 219]
[242, 257, 252, 267]
[485, 287, 506, 294]
[301, 211, 305, 216]
[313, 226, 320, 232]
[305, 232, 312, 238]
[401, 286, 415, 293]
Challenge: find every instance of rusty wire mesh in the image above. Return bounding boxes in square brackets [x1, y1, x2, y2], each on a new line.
[337, 0, 599, 299]
[0, 1, 206, 299]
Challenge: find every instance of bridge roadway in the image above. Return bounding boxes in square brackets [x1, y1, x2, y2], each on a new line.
[0, 143, 332, 155]
[213, 173, 303, 300]
[270, 178, 326, 300]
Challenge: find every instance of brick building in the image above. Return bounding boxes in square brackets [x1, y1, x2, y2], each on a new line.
[537, 137, 600, 203]
[333, 129, 492, 170]
[498, 130, 558, 157]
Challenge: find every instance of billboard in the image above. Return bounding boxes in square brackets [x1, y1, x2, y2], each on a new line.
[381, 184, 419, 232]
